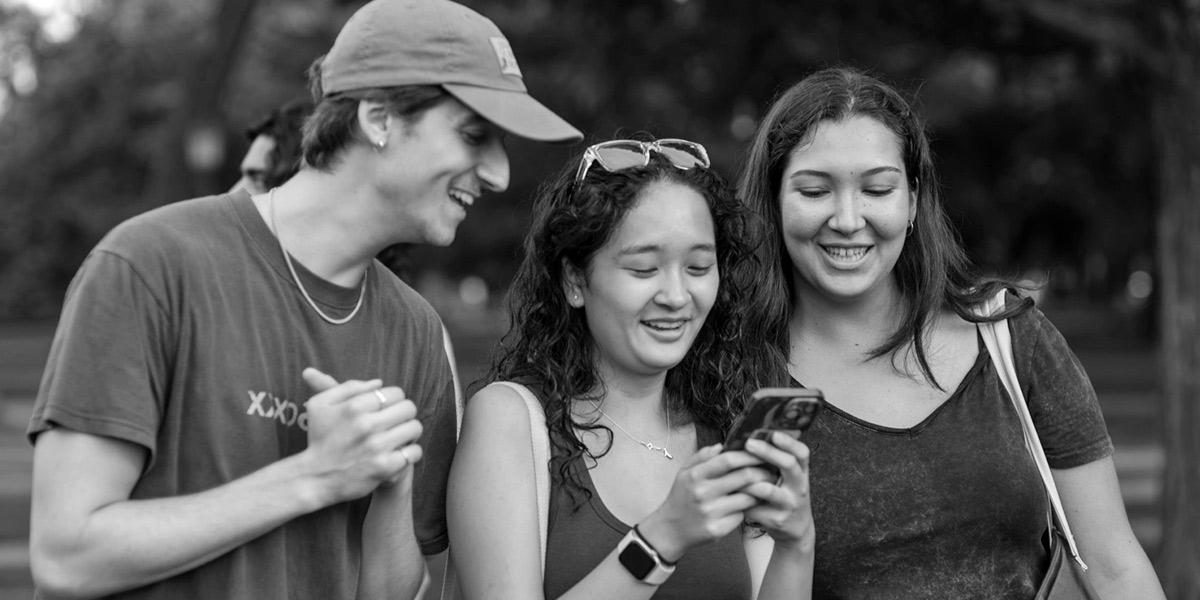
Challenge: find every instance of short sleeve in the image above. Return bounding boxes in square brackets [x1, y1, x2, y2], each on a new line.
[27, 249, 172, 458]
[1010, 305, 1114, 469]
[410, 320, 458, 556]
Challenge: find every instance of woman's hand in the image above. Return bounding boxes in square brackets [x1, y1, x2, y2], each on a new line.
[740, 432, 814, 550]
[637, 444, 773, 562]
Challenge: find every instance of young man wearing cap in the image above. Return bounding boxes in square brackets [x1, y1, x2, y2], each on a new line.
[26, 1, 581, 599]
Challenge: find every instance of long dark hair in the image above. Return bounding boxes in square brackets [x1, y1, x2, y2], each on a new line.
[737, 66, 1030, 389]
[487, 146, 769, 504]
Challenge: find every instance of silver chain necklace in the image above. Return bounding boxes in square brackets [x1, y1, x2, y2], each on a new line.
[268, 188, 367, 325]
[591, 401, 673, 460]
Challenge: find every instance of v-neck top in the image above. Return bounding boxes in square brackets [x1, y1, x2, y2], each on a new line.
[542, 425, 753, 599]
[799, 300, 1113, 599]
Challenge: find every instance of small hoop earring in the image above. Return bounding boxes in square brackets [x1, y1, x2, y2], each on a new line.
[906, 220, 915, 236]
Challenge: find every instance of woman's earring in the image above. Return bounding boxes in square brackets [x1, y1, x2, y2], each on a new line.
[569, 291, 582, 307]
[375, 139, 386, 151]
[906, 220, 915, 236]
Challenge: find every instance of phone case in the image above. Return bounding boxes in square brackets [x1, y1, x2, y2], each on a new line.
[723, 387, 824, 451]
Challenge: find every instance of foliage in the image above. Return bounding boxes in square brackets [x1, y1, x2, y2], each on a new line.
[0, 0, 1163, 319]
[0, 1, 215, 316]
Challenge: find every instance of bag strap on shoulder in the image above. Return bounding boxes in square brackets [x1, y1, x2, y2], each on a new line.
[974, 289, 1088, 570]
[489, 381, 552, 574]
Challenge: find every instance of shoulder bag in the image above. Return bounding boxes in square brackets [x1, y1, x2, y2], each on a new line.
[975, 290, 1101, 600]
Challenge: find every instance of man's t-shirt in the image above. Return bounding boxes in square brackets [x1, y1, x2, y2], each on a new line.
[28, 192, 456, 599]
[803, 300, 1113, 599]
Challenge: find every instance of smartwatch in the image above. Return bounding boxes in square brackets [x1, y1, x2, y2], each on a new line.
[616, 525, 677, 585]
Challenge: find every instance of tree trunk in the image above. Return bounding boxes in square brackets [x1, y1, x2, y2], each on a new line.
[1153, 19, 1200, 596]
[150, 0, 258, 203]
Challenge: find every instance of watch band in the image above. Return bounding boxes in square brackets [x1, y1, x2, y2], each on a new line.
[616, 526, 677, 585]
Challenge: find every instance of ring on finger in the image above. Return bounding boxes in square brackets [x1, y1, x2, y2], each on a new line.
[382, 448, 409, 487]
[373, 389, 389, 411]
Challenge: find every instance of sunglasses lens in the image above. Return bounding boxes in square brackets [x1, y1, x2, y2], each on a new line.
[657, 140, 710, 170]
[592, 143, 648, 172]
[576, 139, 710, 185]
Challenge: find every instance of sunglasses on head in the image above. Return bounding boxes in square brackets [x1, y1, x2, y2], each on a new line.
[574, 138, 711, 184]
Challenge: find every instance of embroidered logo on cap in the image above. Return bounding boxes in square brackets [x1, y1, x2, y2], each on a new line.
[490, 37, 523, 78]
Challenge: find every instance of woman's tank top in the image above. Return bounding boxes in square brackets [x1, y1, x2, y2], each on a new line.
[542, 427, 753, 599]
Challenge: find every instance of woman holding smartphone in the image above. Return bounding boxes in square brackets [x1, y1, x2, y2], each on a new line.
[737, 67, 1163, 598]
[448, 138, 814, 599]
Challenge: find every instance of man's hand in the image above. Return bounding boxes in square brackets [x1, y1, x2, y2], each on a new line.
[300, 367, 424, 504]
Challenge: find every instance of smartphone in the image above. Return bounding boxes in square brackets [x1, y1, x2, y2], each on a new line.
[723, 387, 824, 451]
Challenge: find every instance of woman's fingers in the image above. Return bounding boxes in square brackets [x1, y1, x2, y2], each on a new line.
[689, 445, 766, 479]
[741, 480, 799, 507]
[744, 434, 809, 480]
[737, 433, 815, 542]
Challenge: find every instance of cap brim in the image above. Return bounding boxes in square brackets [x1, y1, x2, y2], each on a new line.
[443, 84, 582, 143]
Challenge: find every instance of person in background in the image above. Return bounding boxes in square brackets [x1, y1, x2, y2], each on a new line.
[26, 1, 580, 599]
[448, 138, 814, 599]
[737, 66, 1164, 598]
[230, 99, 313, 196]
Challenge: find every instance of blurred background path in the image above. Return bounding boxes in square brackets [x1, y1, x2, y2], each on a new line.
[0, 301, 1165, 597]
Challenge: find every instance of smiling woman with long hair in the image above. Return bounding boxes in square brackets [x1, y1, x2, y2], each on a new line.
[737, 66, 1163, 599]
[448, 138, 814, 599]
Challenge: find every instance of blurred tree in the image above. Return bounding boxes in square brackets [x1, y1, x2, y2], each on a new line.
[0, 0, 337, 318]
[0, 2, 217, 316]
[0, 0, 1163, 317]
[985, 0, 1199, 594]
[154, 0, 259, 200]
[1145, 6, 1200, 597]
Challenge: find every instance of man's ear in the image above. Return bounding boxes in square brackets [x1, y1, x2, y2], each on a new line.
[562, 259, 585, 308]
[357, 99, 391, 150]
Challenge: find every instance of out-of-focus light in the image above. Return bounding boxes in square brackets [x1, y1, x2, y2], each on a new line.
[730, 113, 756, 141]
[10, 0, 92, 43]
[1127, 270, 1153, 300]
[459, 275, 489, 307]
[41, 11, 79, 43]
[184, 124, 225, 172]
[10, 47, 38, 95]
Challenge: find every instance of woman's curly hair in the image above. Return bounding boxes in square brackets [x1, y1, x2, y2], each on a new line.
[483, 146, 772, 507]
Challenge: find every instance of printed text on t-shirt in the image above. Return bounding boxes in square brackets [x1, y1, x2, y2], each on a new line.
[246, 390, 309, 431]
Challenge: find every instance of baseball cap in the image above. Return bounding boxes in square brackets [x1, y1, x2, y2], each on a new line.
[320, 0, 582, 143]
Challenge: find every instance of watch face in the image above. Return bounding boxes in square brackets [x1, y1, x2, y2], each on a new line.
[618, 538, 655, 579]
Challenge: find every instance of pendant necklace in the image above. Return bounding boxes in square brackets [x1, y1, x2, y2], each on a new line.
[591, 401, 673, 460]
[268, 188, 367, 325]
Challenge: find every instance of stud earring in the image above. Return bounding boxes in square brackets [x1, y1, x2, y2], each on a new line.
[375, 139, 386, 151]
